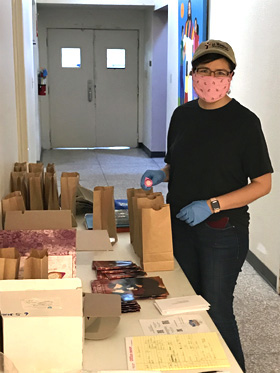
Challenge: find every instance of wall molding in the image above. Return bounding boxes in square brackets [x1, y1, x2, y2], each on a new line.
[246, 250, 278, 293]
[138, 142, 165, 158]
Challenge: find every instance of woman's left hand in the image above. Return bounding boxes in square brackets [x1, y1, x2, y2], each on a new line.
[176, 200, 212, 226]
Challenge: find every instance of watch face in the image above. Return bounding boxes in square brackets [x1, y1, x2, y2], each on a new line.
[212, 200, 219, 209]
[211, 200, 220, 211]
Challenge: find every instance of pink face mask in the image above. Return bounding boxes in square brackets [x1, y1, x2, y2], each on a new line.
[192, 73, 232, 103]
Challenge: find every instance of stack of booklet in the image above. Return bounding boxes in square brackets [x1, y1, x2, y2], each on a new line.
[154, 295, 210, 316]
[92, 260, 146, 280]
[91, 261, 169, 313]
[91, 276, 169, 300]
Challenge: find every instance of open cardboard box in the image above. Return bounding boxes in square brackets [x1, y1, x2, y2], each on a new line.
[0, 278, 83, 373]
[0, 279, 122, 372]
[4, 210, 72, 230]
[3, 210, 113, 252]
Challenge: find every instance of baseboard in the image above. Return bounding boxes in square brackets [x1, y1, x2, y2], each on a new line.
[138, 143, 165, 158]
[246, 250, 278, 292]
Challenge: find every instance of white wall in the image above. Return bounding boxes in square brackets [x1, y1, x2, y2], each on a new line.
[165, 0, 178, 139]
[22, 0, 41, 162]
[151, 9, 168, 152]
[0, 0, 19, 228]
[209, 0, 280, 287]
[37, 5, 148, 149]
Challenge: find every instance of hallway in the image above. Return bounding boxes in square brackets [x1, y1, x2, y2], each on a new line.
[41, 148, 280, 373]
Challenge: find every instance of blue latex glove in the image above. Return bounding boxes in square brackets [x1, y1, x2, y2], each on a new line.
[176, 200, 212, 226]
[140, 169, 166, 190]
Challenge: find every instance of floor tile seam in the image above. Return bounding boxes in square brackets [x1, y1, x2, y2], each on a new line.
[151, 157, 164, 168]
[96, 154, 110, 187]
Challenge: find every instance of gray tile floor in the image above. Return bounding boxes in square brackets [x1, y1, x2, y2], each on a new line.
[42, 148, 280, 373]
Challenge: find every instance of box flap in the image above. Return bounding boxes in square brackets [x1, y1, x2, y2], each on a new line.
[4, 210, 72, 230]
[0, 288, 82, 317]
[83, 293, 121, 340]
[85, 316, 121, 340]
[83, 293, 121, 317]
[0, 278, 82, 292]
[76, 230, 113, 251]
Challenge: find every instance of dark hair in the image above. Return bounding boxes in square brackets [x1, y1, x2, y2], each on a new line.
[192, 53, 236, 72]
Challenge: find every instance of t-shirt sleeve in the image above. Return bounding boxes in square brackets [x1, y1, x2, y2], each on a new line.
[242, 117, 273, 180]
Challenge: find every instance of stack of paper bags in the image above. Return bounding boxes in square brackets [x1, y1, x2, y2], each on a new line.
[127, 188, 174, 271]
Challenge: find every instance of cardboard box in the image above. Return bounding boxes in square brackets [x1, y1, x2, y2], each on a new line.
[4, 210, 73, 230]
[2, 209, 113, 252]
[0, 229, 77, 278]
[0, 279, 122, 372]
[0, 278, 83, 373]
[0, 228, 113, 279]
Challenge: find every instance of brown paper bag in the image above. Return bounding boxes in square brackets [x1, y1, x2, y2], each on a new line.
[10, 171, 28, 208]
[0, 247, 21, 280]
[126, 188, 154, 245]
[93, 186, 118, 245]
[14, 162, 27, 172]
[28, 162, 44, 173]
[46, 163, 56, 173]
[132, 193, 164, 257]
[141, 204, 174, 272]
[1, 191, 26, 226]
[44, 171, 60, 210]
[76, 184, 93, 214]
[27, 172, 44, 210]
[61, 172, 80, 225]
[23, 249, 48, 279]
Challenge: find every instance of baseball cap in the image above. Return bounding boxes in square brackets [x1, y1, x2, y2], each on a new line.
[192, 39, 236, 66]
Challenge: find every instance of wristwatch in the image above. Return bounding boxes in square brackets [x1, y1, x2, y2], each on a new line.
[210, 198, 220, 213]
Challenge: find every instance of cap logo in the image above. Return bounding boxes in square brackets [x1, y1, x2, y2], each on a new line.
[209, 41, 229, 52]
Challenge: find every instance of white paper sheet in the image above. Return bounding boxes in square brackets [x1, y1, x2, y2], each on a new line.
[139, 314, 210, 336]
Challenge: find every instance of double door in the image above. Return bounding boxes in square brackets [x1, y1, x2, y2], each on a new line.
[48, 29, 139, 148]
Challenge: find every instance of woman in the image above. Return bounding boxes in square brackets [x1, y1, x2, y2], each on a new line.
[140, 39, 273, 372]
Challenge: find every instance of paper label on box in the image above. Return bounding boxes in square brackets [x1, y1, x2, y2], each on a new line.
[21, 297, 63, 310]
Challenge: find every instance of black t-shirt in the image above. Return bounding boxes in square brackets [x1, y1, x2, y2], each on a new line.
[164, 99, 273, 227]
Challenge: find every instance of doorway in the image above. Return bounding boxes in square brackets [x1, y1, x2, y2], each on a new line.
[47, 28, 139, 148]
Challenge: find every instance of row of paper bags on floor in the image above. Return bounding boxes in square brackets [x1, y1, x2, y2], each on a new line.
[2, 161, 80, 226]
[127, 188, 174, 272]
[0, 247, 50, 280]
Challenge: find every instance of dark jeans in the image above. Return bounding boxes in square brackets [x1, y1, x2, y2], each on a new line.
[171, 216, 248, 372]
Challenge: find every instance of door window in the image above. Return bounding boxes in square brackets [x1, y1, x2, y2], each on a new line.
[106, 49, 125, 69]
[61, 48, 81, 68]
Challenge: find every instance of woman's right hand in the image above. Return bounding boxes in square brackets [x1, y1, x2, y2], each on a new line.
[140, 169, 166, 190]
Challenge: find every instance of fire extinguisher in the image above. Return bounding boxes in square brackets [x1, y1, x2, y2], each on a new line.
[38, 68, 48, 95]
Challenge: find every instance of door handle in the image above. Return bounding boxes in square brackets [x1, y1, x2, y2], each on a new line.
[88, 80, 93, 102]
